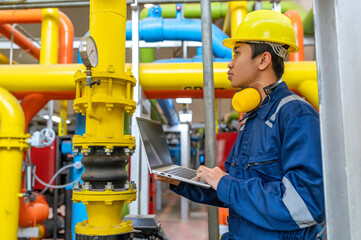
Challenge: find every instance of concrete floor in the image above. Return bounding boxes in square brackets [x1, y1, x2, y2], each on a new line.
[156, 189, 209, 240]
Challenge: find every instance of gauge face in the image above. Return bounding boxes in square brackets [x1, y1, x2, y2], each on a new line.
[79, 36, 98, 68]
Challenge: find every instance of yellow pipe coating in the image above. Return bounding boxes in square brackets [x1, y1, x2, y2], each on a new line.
[0, 62, 316, 90]
[0, 62, 318, 106]
[0, 87, 29, 240]
[230, 1, 248, 37]
[72, 0, 137, 237]
[59, 100, 68, 136]
[40, 9, 59, 65]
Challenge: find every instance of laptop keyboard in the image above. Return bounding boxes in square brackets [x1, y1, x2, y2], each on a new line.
[164, 167, 197, 179]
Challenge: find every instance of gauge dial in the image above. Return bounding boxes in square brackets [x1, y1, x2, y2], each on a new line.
[79, 36, 98, 68]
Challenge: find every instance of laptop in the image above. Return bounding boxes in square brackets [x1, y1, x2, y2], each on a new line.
[136, 117, 211, 188]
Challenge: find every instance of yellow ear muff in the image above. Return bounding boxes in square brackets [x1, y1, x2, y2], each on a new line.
[232, 88, 262, 113]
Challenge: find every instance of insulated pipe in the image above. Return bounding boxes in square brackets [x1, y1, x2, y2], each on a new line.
[0, 87, 28, 240]
[285, 10, 304, 61]
[126, 18, 232, 58]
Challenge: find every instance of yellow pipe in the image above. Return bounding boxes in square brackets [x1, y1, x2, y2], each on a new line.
[58, 100, 68, 136]
[72, 0, 137, 237]
[230, 1, 248, 37]
[0, 53, 17, 64]
[297, 79, 319, 110]
[0, 87, 29, 240]
[40, 9, 59, 65]
[0, 61, 317, 91]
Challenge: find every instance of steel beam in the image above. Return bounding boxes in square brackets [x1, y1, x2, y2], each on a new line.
[314, 1, 361, 239]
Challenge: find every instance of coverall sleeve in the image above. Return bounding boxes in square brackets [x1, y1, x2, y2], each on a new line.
[170, 182, 226, 207]
[170, 138, 236, 207]
[216, 114, 325, 231]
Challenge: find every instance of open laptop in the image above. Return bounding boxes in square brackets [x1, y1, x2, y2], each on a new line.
[136, 117, 210, 188]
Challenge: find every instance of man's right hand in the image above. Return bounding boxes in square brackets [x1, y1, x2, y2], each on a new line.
[154, 174, 180, 186]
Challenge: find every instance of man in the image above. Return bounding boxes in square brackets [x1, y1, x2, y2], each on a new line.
[156, 10, 324, 240]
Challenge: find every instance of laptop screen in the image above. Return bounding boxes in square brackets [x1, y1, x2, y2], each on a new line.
[136, 118, 173, 169]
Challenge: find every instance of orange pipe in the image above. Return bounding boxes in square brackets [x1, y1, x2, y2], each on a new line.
[19, 193, 49, 228]
[0, 24, 40, 60]
[0, 9, 74, 63]
[58, 11, 74, 64]
[20, 94, 49, 133]
[0, 9, 42, 24]
[285, 10, 304, 61]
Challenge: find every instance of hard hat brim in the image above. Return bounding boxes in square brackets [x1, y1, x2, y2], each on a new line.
[222, 38, 299, 53]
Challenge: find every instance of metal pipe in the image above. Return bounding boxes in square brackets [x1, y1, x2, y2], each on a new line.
[200, 0, 219, 239]
[0, 87, 28, 240]
[129, 0, 142, 216]
[0, 61, 316, 89]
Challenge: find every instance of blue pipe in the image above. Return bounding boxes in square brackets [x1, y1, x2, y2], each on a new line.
[157, 99, 180, 126]
[70, 113, 87, 240]
[126, 18, 232, 59]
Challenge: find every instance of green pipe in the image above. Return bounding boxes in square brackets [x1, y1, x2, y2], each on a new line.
[303, 8, 314, 35]
[140, 1, 307, 20]
[150, 99, 166, 124]
[139, 47, 166, 124]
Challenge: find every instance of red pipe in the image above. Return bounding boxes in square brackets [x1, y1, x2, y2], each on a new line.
[285, 10, 304, 62]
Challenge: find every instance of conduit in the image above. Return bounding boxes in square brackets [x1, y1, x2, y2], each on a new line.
[0, 87, 29, 240]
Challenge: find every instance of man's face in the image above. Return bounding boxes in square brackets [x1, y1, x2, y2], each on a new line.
[227, 43, 259, 88]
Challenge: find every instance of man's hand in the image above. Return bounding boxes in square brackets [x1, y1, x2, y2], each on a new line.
[196, 166, 227, 190]
[154, 174, 180, 186]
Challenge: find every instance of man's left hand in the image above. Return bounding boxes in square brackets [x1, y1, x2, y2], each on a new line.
[196, 166, 227, 190]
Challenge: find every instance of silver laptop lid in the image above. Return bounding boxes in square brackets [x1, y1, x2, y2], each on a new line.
[136, 117, 173, 170]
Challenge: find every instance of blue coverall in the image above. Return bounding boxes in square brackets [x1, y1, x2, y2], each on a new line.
[171, 82, 325, 240]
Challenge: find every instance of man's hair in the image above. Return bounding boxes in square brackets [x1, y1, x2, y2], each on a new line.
[247, 43, 285, 79]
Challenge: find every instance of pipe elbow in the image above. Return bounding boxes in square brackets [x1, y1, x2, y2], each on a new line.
[19, 194, 49, 228]
[0, 87, 25, 135]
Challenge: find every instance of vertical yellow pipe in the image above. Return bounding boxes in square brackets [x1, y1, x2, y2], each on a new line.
[230, 1, 248, 37]
[0, 87, 29, 240]
[58, 100, 68, 136]
[40, 9, 59, 65]
[72, 0, 136, 237]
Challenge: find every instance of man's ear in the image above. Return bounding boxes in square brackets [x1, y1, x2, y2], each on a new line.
[258, 52, 272, 71]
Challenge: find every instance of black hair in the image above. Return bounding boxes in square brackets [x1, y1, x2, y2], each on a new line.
[247, 43, 285, 79]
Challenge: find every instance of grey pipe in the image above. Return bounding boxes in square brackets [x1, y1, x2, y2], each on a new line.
[200, 0, 219, 239]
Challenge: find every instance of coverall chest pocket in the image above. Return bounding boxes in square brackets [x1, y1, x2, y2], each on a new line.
[229, 156, 245, 178]
[245, 154, 283, 182]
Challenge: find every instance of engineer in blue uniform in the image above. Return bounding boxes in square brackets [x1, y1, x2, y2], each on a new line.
[155, 10, 324, 240]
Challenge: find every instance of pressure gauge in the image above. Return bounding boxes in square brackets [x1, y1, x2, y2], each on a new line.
[79, 36, 98, 68]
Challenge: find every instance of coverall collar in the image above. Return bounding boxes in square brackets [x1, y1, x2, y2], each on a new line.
[239, 81, 290, 122]
[257, 81, 290, 120]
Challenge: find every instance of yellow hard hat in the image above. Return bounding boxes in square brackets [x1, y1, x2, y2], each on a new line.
[223, 10, 299, 53]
